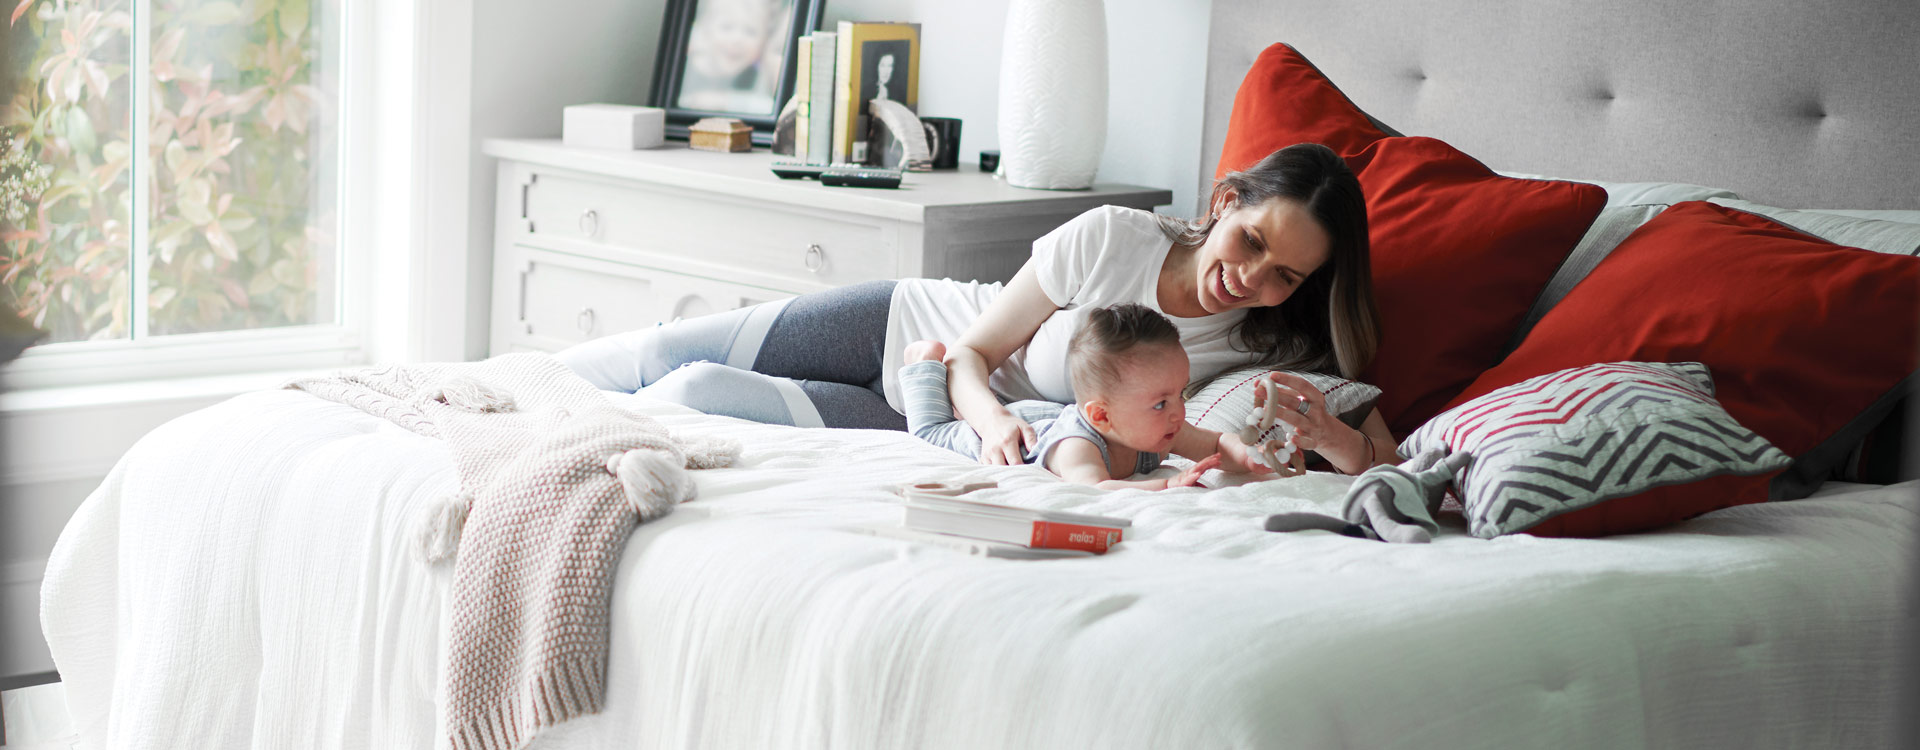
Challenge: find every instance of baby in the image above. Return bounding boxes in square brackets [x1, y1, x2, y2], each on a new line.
[899, 303, 1221, 490]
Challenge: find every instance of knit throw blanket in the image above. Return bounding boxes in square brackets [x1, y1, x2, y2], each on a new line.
[289, 353, 738, 750]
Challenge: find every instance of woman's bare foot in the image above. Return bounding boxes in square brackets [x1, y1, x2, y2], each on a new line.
[904, 339, 946, 364]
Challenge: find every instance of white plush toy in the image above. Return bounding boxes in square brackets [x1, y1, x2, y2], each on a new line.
[1239, 379, 1306, 477]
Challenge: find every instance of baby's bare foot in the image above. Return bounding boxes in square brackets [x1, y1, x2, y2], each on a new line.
[904, 339, 946, 364]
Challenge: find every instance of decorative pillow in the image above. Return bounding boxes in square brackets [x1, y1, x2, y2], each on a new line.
[1444, 201, 1920, 502]
[1185, 368, 1382, 448]
[1217, 43, 1606, 439]
[1403, 362, 1791, 538]
[1705, 198, 1920, 485]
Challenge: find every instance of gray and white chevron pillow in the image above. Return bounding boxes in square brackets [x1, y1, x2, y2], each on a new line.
[1402, 362, 1790, 539]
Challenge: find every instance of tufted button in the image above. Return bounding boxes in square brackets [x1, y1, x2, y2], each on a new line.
[1408, 68, 1428, 82]
[1799, 101, 1828, 119]
[1593, 88, 1616, 102]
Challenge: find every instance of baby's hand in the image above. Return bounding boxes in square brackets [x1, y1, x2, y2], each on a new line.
[1166, 454, 1222, 489]
[1212, 431, 1274, 475]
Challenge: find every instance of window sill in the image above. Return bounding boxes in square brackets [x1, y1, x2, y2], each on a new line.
[0, 368, 337, 414]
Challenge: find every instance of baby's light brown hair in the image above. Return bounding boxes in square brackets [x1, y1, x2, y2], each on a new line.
[1068, 303, 1183, 398]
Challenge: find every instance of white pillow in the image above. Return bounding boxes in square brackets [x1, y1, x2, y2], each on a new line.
[1494, 170, 1740, 208]
[1708, 198, 1920, 256]
[1185, 369, 1381, 448]
[1797, 207, 1920, 225]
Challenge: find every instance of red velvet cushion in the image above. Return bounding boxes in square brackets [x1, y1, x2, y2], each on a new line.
[1443, 201, 1920, 536]
[1217, 44, 1605, 438]
[1215, 44, 1391, 173]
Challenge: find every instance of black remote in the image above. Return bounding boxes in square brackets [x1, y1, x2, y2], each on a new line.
[770, 161, 828, 180]
[819, 166, 903, 189]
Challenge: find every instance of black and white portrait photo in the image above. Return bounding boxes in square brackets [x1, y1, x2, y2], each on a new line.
[856, 39, 911, 114]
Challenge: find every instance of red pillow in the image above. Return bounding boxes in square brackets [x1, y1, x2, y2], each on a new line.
[1217, 44, 1605, 438]
[1442, 201, 1920, 536]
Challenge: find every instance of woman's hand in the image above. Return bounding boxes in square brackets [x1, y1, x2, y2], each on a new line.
[1257, 371, 1371, 474]
[974, 410, 1040, 465]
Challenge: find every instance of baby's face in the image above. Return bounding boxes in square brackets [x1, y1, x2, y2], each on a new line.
[691, 0, 773, 77]
[1093, 345, 1190, 454]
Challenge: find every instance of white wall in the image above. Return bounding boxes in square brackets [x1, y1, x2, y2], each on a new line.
[458, 0, 1212, 361]
[463, 0, 668, 360]
[824, 0, 1213, 216]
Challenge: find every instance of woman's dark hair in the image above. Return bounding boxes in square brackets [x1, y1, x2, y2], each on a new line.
[1068, 303, 1182, 396]
[1155, 142, 1379, 379]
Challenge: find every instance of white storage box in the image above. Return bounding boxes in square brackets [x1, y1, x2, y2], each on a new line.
[562, 104, 665, 150]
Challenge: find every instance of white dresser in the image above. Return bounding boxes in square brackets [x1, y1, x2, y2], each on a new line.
[482, 139, 1174, 355]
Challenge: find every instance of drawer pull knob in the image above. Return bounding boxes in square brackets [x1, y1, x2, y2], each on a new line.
[579, 209, 599, 238]
[804, 244, 825, 273]
[577, 307, 596, 334]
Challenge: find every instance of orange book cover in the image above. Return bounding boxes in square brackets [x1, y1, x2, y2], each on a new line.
[1029, 520, 1124, 553]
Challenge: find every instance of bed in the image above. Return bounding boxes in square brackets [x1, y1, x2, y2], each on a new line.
[39, 0, 1920, 748]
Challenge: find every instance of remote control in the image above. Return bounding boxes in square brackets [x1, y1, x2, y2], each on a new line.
[770, 161, 829, 179]
[819, 166, 904, 189]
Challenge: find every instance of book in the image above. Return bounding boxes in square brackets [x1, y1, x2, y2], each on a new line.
[802, 31, 837, 165]
[849, 524, 1095, 560]
[900, 491, 1134, 531]
[901, 504, 1128, 554]
[794, 35, 813, 163]
[832, 21, 920, 165]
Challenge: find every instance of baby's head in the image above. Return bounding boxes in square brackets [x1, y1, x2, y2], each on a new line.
[1070, 304, 1190, 454]
[688, 0, 780, 79]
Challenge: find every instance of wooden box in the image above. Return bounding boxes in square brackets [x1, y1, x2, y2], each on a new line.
[689, 118, 752, 153]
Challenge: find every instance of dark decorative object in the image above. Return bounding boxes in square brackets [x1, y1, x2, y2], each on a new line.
[920, 117, 962, 169]
[650, 0, 826, 148]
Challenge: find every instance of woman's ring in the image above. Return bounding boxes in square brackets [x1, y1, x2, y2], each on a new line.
[1295, 399, 1311, 416]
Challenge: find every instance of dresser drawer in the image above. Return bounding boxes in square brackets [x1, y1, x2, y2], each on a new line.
[503, 247, 791, 352]
[522, 170, 899, 286]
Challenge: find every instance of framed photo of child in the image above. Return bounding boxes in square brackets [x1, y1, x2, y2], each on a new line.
[649, 0, 825, 147]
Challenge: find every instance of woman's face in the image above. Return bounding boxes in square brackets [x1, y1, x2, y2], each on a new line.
[1190, 195, 1332, 315]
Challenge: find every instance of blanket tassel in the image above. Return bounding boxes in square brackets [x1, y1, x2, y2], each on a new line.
[416, 493, 472, 564]
[609, 449, 696, 522]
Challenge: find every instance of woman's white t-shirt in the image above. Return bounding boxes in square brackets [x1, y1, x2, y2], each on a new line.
[880, 205, 1260, 412]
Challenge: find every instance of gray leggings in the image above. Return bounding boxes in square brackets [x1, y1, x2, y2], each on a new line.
[556, 280, 906, 430]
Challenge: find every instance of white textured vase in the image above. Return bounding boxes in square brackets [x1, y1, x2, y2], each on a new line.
[997, 0, 1108, 190]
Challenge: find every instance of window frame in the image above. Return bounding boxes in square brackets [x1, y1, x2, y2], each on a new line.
[2, 0, 384, 391]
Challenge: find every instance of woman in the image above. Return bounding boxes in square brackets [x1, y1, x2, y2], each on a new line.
[558, 143, 1396, 474]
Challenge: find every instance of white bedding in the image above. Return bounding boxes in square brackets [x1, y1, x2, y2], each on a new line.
[42, 389, 1915, 749]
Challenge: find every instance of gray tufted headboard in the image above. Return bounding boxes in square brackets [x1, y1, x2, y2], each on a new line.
[1199, 0, 1920, 210]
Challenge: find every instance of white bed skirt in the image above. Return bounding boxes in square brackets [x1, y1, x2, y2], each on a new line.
[41, 389, 1914, 749]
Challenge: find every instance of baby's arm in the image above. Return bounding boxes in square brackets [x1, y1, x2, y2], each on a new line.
[1048, 439, 1217, 491]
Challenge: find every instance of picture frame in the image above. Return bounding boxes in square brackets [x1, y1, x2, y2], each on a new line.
[649, 0, 825, 148]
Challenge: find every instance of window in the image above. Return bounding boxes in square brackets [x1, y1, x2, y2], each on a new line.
[2, 0, 353, 385]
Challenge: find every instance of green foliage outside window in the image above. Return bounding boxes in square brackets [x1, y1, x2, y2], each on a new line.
[2, 0, 335, 345]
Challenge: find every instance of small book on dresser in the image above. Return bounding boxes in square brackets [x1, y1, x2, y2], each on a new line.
[901, 493, 1131, 554]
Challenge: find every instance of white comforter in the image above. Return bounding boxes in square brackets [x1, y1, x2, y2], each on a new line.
[42, 389, 1915, 749]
